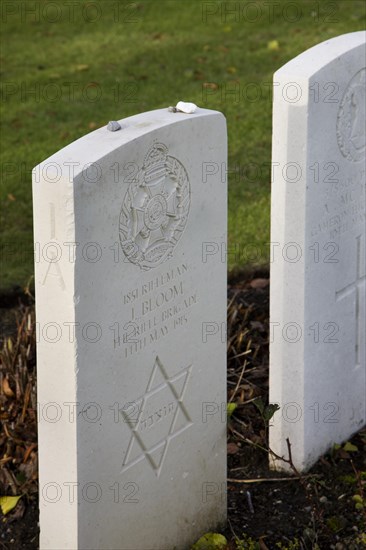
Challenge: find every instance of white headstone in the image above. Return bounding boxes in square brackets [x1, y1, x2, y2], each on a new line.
[33, 108, 227, 549]
[270, 31, 366, 472]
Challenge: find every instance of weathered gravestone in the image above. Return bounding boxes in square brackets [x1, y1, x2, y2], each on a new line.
[270, 31, 366, 472]
[33, 107, 227, 549]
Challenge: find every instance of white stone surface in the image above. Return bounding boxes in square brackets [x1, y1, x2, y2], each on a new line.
[176, 101, 198, 113]
[33, 108, 227, 549]
[270, 31, 366, 472]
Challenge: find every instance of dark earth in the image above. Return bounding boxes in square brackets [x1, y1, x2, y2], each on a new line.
[1, 272, 365, 549]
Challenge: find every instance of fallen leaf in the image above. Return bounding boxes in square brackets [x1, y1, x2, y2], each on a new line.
[203, 82, 218, 90]
[249, 278, 269, 289]
[226, 66, 237, 74]
[7, 194, 16, 202]
[268, 40, 279, 51]
[2, 377, 14, 397]
[0, 495, 21, 515]
[227, 403, 237, 418]
[343, 442, 358, 452]
[75, 64, 89, 72]
[152, 32, 164, 41]
[191, 532, 227, 549]
[88, 122, 97, 129]
[227, 442, 240, 455]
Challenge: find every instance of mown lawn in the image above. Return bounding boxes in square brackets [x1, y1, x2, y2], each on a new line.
[1, 0, 365, 289]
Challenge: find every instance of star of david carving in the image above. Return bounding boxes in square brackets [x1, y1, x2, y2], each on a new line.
[120, 356, 192, 477]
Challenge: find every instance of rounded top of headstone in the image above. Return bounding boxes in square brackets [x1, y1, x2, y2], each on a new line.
[275, 31, 365, 79]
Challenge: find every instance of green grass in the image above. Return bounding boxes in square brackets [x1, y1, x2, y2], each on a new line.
[1, 0, 365, 289]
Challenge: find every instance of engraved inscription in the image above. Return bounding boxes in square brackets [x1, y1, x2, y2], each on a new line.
[337, 68, 366, 162]
[119, 143, 191, 270]
[139, 402, 175, 432]
[310, 169, 365, 239]
[49, 202, 56, 239]
[42, 202, 66, 290]
[118, 262, 199, 357]
[123, 263, 188, 303]
[335, 234, 365, 369]
[120, 356, 192, 477]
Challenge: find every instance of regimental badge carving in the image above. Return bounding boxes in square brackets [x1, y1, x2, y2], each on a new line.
[119, 143, 191, 270]
[336, 68, 366, 162]
[120, 356, 192, 477]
